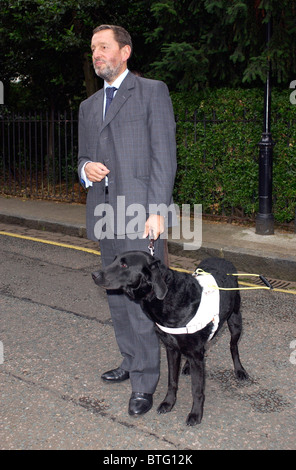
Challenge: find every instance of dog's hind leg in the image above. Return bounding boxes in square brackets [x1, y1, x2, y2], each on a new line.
[186, 350, 205, 426]
[157, 347, 181, 415]
[227, 294, 248, 380]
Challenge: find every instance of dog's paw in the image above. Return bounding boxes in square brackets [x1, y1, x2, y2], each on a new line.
[235, 368, 249, 381]
[157, 401, 174, 414]
[186, 412, 202, 426]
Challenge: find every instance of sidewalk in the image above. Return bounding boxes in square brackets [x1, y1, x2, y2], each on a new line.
[0, 195, 295, 281]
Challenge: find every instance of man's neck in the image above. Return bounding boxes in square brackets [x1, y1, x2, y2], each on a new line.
[105, 68, 129, 88]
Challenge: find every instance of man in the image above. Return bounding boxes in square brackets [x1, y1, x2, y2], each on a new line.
[78, 25, 177, 417]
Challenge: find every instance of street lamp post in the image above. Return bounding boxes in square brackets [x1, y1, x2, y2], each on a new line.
[255, 18, 275, 235]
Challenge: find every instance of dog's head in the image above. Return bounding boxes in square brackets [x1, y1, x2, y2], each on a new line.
[92, 250, 168, 301]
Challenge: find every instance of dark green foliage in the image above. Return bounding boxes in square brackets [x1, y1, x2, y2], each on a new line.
[146, 0, 296, 91]
[2, 0, 296, 106]
[171, 88, 296, 223]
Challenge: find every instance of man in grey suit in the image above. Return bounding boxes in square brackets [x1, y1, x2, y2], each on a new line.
[78, 25, 177, 416]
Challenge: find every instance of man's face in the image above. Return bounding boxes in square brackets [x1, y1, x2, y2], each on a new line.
[91, 29, 131, 84]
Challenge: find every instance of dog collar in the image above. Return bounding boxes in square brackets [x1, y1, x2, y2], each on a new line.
[155, 269, 220, 340]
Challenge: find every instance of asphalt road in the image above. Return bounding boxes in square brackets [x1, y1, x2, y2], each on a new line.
[0, 223, 295, 452]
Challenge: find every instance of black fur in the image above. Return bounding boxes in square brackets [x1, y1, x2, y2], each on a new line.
[92, 251, 248, 426]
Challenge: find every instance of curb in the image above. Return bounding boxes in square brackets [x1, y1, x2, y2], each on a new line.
[1, 212, 295, 282]
[0, 213, 87, 238]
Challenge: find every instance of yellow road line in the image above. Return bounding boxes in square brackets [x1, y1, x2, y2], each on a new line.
[0, 231, 101, 255]
[1, 230, 296, 295]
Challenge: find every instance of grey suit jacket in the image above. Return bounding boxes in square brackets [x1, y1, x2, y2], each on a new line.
[78, 71, 177, 241]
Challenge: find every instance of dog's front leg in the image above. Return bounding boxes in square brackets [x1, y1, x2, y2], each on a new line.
[157, 347, 181, 415]
[186, 351, 205, 426]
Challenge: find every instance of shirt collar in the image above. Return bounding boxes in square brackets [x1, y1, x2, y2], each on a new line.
[104, 69, 129, 91]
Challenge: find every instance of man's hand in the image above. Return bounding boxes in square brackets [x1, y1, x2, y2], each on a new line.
[143, 214, 165, 240]
[85, 162, 110, 182]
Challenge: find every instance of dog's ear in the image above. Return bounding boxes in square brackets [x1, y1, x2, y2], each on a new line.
[149, 261, 168, 300]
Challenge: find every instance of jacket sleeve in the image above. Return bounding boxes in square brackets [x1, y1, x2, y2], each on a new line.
[77, 102, 92, 185]
[147, 81, 177, 216]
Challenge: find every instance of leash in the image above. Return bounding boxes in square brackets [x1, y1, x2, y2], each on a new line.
[148, 232, 155, 257]
[147, 231, 273, 292]
[228, 273, 273, 289]
[193, 268, 274, 291]
[147, 243, 273, 291]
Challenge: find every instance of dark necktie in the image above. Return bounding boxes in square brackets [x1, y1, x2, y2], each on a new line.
[105, 86, 117, 116]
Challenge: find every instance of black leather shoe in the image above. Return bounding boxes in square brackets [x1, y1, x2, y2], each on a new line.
[101, 367, 130, 383]
[128, 392, 153, 416]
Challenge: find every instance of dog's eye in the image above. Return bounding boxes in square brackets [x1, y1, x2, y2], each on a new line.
[120, 262, 128, 268]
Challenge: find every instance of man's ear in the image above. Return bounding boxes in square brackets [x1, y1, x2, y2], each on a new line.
[149, 261, 168, 300]
[121, 44, 131, 62]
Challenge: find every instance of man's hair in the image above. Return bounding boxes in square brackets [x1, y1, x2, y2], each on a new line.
[92, 25, 133, 55]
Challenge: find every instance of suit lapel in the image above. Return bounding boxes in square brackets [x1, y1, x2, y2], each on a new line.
[100, 72, 135, 132]
[94, 90, 104, 130]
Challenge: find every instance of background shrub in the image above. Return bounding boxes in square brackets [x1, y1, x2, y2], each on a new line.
[171, 88, 296, 223]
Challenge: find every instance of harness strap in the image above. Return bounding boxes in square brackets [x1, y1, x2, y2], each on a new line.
[156, 270, 220, 341]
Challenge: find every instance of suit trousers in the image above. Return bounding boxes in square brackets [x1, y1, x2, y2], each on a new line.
[99, 233, 167, 394]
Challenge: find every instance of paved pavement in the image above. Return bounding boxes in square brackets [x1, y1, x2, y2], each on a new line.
[0, 195, 295, 281]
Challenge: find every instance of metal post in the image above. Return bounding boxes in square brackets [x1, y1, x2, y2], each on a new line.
[255, 18, 275, 235]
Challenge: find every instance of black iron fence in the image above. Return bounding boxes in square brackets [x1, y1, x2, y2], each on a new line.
[0, 110, 86, 203]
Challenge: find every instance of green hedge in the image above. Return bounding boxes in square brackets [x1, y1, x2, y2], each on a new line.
[171, 88, 296, 223]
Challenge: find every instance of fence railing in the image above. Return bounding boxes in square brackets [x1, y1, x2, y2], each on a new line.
[0, 110, 86, 203]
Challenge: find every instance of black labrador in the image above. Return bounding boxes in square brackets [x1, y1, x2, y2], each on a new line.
[92, 251, 248, 426]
